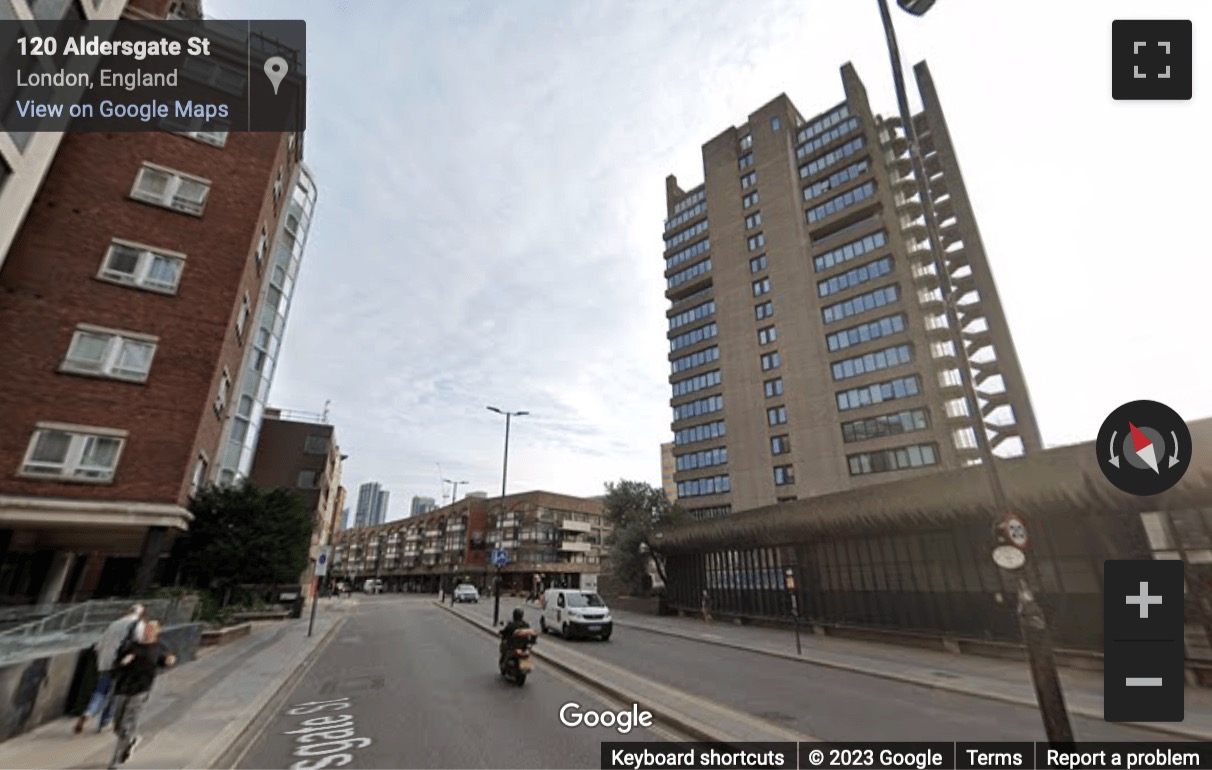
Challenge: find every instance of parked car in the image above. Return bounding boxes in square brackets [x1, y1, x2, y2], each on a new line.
[539, 588, 612, 640]
[363, 579, 384, 594]
[453, 584, 479, 603]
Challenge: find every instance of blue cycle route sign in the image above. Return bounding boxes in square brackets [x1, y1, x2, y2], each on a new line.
[491, 549, 509, 568]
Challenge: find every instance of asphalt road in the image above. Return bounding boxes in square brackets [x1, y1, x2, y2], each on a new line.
[458, 598, 1186, 742]
[234, 595, 672, 769]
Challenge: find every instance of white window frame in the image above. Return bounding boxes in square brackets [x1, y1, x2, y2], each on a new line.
[60, 323, 158, 383]
[235, 292, 251, 341]
[97, 238, 186, 294]
[19, 422, 128, 484]
[214, 367, 232, 417]
[130, 162, 212, 216]
[189, 451, 210, 496]
[273, 167, 283, 203]
[254, 227, 268, 266]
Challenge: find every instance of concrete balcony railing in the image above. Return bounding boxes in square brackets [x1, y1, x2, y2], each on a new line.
[559, 541, 593, 553]
[558, 519, 592, 533]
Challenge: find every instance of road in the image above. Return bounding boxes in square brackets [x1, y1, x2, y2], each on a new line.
[458, 598, 1186, 742]
[234, 596, 673, 769]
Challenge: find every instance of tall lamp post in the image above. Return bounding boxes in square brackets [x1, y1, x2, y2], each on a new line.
[443, 479, 469, 505]
[876, 0, 1073, 742]
[487, 406, 527, 625]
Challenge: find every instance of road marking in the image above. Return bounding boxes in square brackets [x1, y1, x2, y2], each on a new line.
[282, 698, 373, 769]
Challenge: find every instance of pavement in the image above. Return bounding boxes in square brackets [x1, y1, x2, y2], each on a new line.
[235, 595, 678, 769]
[0, 597, 352, 770]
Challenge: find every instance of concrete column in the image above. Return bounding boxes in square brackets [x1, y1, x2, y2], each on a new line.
[133, 526, 167, 596]
[0, 529, 12, 564]
[36, 551, 76, 610]
[75, 551, 108, 599]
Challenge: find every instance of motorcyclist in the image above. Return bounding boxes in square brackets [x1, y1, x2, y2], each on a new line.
[499, 608, 530, 666]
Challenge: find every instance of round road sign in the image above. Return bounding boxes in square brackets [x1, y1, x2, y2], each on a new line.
[992, 544, 1026, 570]
[1004, 514, 1029, 549]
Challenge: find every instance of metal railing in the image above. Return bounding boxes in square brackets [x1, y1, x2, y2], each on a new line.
[0, 597, 199, 666]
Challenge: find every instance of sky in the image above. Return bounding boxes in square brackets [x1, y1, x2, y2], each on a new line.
[212, 0, 1212, 523]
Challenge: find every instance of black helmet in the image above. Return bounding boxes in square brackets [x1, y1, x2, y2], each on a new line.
[512, 608, 524, 621]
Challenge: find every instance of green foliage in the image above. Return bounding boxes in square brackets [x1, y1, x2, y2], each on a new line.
[181, 482, 314, 593]
[602, 480, 688, 595]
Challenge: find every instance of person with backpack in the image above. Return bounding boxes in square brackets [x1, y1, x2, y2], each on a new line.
[75, 604, 145, 735]
[107, 620, 176, 768]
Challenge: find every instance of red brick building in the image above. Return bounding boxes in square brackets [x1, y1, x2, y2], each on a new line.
[0, 0, 304, 605]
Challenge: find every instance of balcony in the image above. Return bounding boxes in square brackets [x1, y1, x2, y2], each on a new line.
[424, 529, 441, 538]
[559, 541, 592, 553]
[405, 532, 421, 541]
[559, 519, 592, 534]
[422, 547, 441, 555]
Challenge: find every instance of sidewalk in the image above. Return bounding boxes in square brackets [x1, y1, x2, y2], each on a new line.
[597, 605, 1212, 741]
[0, 598, 353, 770]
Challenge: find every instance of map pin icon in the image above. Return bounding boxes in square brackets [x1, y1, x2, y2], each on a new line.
[264, 56, 288, 95]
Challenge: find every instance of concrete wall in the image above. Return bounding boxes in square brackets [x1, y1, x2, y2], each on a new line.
[0, 623, 202, 744]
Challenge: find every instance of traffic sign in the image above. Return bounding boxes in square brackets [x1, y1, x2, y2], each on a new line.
[315, 546, 331, 577]
[992, 544, 1026, 570]
[491, 549, 509, 568]
[1004, 513, 1029, 549]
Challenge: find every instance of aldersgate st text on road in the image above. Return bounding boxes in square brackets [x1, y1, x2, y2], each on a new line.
[599, 743, 1212, 770]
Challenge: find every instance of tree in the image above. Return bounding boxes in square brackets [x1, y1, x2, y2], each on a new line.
[602, 480, 688, 595]
[180, 483, 314, 603]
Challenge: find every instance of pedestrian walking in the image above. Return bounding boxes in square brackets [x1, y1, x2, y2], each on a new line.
[108, 620, 176, 769]
[75, 604, 145, 735]
[700, 590, 713, 624]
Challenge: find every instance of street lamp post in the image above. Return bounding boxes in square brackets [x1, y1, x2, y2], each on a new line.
[443, 479, 469, 505]
[875, 0, 1073, 742]
[487, 406, 528, 626]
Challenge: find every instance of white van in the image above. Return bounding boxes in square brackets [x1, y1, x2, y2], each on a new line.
[363, 579, 383, 594]
[539, 588, 612, 640]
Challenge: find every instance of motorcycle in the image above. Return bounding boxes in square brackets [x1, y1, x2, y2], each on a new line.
[499, 627, 539, 686]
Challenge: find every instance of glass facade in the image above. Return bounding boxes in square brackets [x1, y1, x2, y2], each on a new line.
[216, 161, 317, 484]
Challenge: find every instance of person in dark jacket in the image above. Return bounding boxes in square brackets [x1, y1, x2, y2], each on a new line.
[498, 608, 530, 666]
[107, 620, 176, 769]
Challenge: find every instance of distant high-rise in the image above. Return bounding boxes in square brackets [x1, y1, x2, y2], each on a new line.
[339, 507, 350, 531]
[354, 481, 389, 528]
[410, 496, 436, 517]
[663, 63, 1040, 520]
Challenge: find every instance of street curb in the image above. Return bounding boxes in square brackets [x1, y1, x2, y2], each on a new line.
[433, 602, 811, 746]
[204, 615, 347, 769]
[613, 620, 1212, 742]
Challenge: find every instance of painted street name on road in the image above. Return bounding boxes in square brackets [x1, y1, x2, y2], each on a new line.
[283, 697, 373, 769]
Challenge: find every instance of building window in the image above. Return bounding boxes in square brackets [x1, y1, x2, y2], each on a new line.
[771, 435, 791, 455]
[20, 424, 126, 482]
[752, 277, 771, 297]
[235, 292, 251, 340]
[774, 465, 794, 485]
[61, 325, 157, 383]
[760, 351, 780, 371]
[676, 474, 731, 499]
[674, 419, 726, 446]
[742, 191, 759, 209]
[667, 258, 711, 290]
[273, 167, 284, 203]
[130, 163, 211, 215]
[738, 153, 754, 170]
[98, 239, 185, 294]
[673, 394, 724, 422]
[747, 233, 765, 251]
[803, 159, 870, 203]
[671, 345, 720, 374]
[305, 434, 329, 455]
[749, 254, 767, 273]
[298, 469, 321, 488]
[214, 369, 232, 416]
[771, 116, 781, 131]
[755, 300, 773, 320]
[818, 256, 894, 298]
[666, 220, 710, 250]
[826, 312, 907, 352]
[848, 443, 940, 476]
[836, 375, 922, 412]
[670, 322, 718, 352]
[758, 326, 777, 345]
[814, 230, 888, 273]
[671, 369, 722, 398]
[842, 408, 930, 443]
[190, 454, 209, 496]
[822, 284, 901, 325]
[741, 171, 757, 189]
[764, 378, 783, 398]
[800, 136, 866, 180]
[795, 115, 861, 160]
[665, 239, 711, 271]
[832, 343, 914, 382]
[806, 181, 877, 224]
[255, 228, 268, 266]
[669, 299, 716, 330]
[739, 134, 752, 151]
[675, 446, 729, 472]
[767, 406, 787, 426]
[745, 212, 762, 230]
